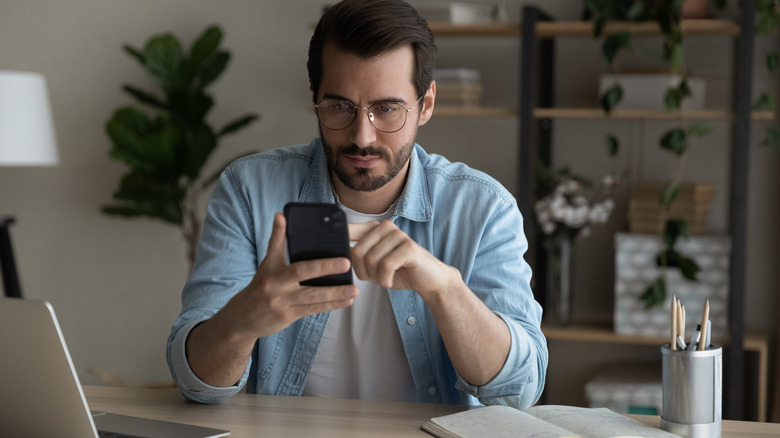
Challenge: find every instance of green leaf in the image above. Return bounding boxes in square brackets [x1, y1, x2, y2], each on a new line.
[665, 218, 690, 240]
[753, 92, 776, 112]
[767, 52, 779, 73]
[196, 52, 230, 90]
[659, 128, 688, 155]
[600, 84, 623, 113]
[664, 87, 684, 111]
[761, 126, 780, 150]
[106, 108, 182, 175]
[104, 170, 184, 224]
[659, 183, 679, 210]
[190, 26, 223, 67]
[122, 85, 165, 109]
[602, 31, 632, 65]
[143, 34, 183, 90]
[606, 133, 619, 156]
[640, 277, 667, 308]
[219, 114, 259, 137]
[678, 256, 700, 281]
[182, 124, 218, 180]
[626, 0, 645, 21]
[122, 44, 145, 65]
[686, 122, 713, 137]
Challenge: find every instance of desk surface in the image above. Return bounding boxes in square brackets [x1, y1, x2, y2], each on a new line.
[84, 385, 780, 437]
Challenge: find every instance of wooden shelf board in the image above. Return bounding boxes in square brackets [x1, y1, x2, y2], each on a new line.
[428, 22, 519, 37]
[429, 20, 740, 38]
[536, 19, 740, 38]
[533, 107, 775, 121]
[542, 322, 766, 352]
[433, 106, 516, 117]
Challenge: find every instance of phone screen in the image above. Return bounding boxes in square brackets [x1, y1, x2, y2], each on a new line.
[283, 202, 353, 286]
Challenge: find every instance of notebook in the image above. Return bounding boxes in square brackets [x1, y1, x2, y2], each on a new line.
[0, 297, 230, 438]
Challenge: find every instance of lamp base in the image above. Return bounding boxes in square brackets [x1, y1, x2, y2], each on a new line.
[0, 216, 22, 298]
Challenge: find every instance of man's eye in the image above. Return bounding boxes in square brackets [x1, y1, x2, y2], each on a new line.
[333, 101, 353, 111]
[377, 103, 398, 114]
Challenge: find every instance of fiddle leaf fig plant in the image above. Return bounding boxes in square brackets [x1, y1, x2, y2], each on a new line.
[103, 25, 258, 270]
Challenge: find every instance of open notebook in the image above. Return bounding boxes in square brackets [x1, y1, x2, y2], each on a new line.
[0, 297, 230, 438]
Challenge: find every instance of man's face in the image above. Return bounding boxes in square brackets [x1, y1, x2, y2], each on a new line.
[317, 44, 429, 193]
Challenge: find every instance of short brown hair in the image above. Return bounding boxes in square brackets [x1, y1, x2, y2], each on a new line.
[307, 0, 437, 103]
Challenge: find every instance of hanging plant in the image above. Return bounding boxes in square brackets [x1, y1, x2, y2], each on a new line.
[584, 0, 779, 308]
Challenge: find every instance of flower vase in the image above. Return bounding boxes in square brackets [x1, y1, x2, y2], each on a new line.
[545, 237, 573, 325]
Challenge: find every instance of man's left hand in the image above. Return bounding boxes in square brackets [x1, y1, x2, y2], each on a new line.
[348, 220, 457, 297]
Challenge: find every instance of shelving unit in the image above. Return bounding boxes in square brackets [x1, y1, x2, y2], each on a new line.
[518, 3, 760, 421]
[431, 2, 765, 422]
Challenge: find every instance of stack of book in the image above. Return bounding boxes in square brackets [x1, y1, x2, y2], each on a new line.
[416, 3, 493, 24]
[628, 182, 715, 235]
[433, 68, 484, 108]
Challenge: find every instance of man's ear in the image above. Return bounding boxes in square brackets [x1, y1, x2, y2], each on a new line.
[418, 81, 436, 126]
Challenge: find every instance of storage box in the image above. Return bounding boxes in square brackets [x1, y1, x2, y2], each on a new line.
[614, 233, 729, 339]
[628, 182, 715, 235]
[599, 74, 706, 110]
[416, 3, 493, 24]
[586, 363, 662, 415]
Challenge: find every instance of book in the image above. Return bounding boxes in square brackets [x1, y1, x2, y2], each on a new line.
[421, 405, 681, 438]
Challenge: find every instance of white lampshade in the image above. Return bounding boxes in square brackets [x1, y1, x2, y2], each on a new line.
[0, 71, 59, 166]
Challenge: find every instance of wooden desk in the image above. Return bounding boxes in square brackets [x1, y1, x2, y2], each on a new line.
[84, 385, 780, 437]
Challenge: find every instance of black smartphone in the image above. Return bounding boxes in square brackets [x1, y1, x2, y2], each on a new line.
[283, 202, 353, 286]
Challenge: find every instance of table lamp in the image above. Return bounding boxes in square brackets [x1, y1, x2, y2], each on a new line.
[0, 71, 59, 298]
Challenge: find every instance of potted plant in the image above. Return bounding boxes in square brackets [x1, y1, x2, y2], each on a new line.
[583, 0, 779, 308]
[102, 25, 258, 271]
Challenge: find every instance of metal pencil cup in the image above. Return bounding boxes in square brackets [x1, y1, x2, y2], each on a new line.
[661, 343, 722, 438]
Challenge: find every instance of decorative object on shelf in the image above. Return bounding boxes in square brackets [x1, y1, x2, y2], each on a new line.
[534, 166, 622, 324]
[416, 3, 494, 24]
[433, 68, 484, 108]
[101, 26, 258, 272]
[614, 232, 729, 339]
[628, 182, 714, 235]
[598, 72, 706, 111]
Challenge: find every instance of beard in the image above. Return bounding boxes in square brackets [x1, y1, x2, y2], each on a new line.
[321, 134, 415, 192]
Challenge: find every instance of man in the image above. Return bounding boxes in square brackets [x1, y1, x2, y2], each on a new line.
[167, 0, 547, 408]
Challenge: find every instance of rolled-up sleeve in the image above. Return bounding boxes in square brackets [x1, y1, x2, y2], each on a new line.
[166, 319, 250, 403]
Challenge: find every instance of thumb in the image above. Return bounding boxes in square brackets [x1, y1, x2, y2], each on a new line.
[265, 212, 288, 267]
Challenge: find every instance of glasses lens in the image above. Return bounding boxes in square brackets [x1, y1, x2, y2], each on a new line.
[316, 100, 356, 130]
[368, 103, 407, 133]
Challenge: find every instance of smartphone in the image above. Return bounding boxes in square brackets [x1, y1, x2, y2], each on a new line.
[283, 202, 353, 286]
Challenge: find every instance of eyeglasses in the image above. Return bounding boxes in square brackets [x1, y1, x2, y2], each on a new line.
[314, 95, 424, 133]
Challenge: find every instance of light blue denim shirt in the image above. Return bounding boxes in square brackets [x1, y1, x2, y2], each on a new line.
[167, 138, 547, 408]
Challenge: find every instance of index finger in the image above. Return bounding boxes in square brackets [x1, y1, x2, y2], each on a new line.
[348, 221, 379, 241]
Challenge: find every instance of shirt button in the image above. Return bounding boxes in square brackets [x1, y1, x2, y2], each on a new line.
[428, 386, 437, 396]
[406, 316, 417, 325]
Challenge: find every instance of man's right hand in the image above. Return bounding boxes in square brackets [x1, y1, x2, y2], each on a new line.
[185, 212, 358, 387]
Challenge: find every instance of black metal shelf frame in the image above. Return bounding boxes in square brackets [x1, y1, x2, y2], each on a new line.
[517, 3, 755, 420]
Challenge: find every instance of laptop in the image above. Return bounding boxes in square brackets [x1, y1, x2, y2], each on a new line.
[0, 297, 230, 438]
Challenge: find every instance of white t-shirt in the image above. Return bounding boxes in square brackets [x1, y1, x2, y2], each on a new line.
[301, 203, 419, 401]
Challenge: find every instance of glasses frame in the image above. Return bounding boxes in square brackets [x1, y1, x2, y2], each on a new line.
[314, 94, 424, 133]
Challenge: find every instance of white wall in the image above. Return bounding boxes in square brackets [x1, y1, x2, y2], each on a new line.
[0, 0, 777, 389]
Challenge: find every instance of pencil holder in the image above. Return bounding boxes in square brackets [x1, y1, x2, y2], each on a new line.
[661, 343, 722, 438]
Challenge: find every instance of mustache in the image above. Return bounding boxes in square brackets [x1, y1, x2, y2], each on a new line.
[337, 144, 388, 159]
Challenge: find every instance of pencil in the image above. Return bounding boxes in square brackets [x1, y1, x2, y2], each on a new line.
[698, 299, 710, 350]
[671, 296, 677, 350]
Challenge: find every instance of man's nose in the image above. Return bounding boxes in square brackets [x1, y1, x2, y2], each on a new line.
[349, 108, 378, 147]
